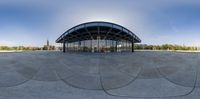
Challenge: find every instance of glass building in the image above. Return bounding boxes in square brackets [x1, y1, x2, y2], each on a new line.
[56, 21, 141, 52]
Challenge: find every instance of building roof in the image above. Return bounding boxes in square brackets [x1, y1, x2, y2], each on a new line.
[56, 21, 141, 43]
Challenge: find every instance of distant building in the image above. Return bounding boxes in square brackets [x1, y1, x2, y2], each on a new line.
[47, 39, 49, 50]
[43, 40, 55, 50]
[47, 39, 49, 46]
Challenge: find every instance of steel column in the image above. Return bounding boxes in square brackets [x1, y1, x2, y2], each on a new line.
[66, 42, 68, 52]
[115, 41, 118, 52]
[63, 41, 66, 53]
[90, 40, 92, 52]
[132, 41, 134, 52]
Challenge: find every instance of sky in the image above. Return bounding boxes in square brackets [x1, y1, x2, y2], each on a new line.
[0, 0, 200, 47]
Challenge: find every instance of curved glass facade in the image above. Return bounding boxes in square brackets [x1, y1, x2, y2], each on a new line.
[65, 38, 132, 52]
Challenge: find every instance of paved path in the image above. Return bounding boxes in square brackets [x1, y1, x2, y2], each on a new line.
[0, 51, 199, 99]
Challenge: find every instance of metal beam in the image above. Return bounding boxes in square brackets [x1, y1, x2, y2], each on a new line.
[104, 27, 113, 39]
[84, 26, 94, 40]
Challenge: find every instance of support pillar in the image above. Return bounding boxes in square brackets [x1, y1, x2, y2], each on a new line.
[111, 40, 114, 52]
[126, 40, 128, 52]
[78, 41, 81, 52]
[63, 41, 66, 53]
[90, 40, 92, 52]
[66, 42, 68, 52]
[97, 37, 99, 52]
[115, 41, 118, 52]
[132, 41, 134, 52]
[83, 40, 85, 52]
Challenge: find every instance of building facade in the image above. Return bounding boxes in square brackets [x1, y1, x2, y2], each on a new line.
[56, 21, 141, 52]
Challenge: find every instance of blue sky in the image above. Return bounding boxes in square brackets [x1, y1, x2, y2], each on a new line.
[0, 0, 200, 46]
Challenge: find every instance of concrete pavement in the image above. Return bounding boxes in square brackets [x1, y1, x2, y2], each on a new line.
[0, 51, 199, 99]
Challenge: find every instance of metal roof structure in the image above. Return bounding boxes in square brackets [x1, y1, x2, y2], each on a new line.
[56, 21, 141, 43]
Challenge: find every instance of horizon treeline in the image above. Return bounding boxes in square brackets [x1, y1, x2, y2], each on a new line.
[0, 45, 55, 51]
[135, 44, 199, 51]
[0, 44, 199, 51]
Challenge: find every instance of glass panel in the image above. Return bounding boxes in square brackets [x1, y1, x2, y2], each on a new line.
[65, 39, 132, 52]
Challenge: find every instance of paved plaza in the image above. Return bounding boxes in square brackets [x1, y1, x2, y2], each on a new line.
[0, 51, 199, 99]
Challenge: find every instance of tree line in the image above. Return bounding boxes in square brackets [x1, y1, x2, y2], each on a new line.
[0, 44, 199, 51]
[134, 44, 199, 51]
[0, 45, 56, 51]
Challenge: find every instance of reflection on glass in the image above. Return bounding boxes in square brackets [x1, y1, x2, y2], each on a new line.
[65, 38, 132, 52]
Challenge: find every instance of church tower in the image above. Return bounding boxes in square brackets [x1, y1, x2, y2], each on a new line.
[47, 39, 49, 46]
[47, 39, 49, 50]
